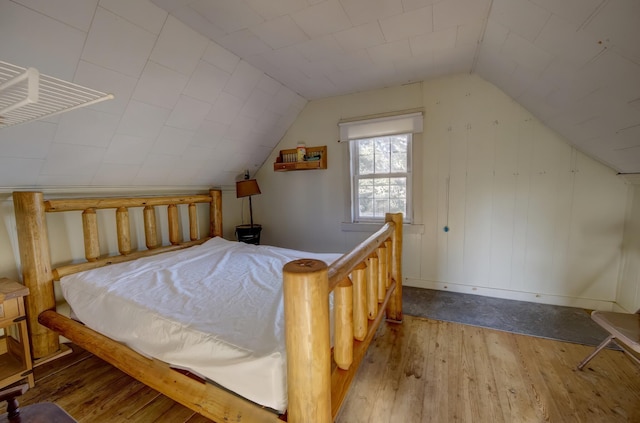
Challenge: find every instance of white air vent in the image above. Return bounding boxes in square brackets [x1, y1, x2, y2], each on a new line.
[0, 61, 114, 128]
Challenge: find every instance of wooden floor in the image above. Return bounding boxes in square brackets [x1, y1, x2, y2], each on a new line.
[5, 315, 640, 422]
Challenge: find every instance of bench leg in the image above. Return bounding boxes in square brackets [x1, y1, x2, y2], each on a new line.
[577, 335, 614, 370]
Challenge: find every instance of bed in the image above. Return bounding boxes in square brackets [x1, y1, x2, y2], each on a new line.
[12, 189, 403, 422]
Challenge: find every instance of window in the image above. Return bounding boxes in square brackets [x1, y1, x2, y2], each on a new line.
[339, 111, 421, 224]
[350, 134, 412, 223]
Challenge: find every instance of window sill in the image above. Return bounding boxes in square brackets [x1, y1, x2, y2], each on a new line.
[341, 222, 424, 235]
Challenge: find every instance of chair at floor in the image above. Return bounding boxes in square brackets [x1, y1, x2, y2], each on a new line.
[577, 308, 640, 370]
[0, 383, 77, 423]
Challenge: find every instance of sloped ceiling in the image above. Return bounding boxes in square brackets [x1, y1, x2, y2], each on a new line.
[1, 0, 639, 189]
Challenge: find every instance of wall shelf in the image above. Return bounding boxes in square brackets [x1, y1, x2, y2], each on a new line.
[274, 145, 327, 171]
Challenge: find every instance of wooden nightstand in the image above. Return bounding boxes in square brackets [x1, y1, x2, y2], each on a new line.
[0, 278, 34, 389]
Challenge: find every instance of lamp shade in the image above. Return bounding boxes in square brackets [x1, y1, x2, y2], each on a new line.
[236, 179, 261, 198]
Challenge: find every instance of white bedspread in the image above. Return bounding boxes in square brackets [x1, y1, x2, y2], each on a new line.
[60, 237, 341, 412]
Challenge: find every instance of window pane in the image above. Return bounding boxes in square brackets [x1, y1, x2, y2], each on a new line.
[356, 176, 407, 220]
[374, 138, 390, 173]
[390, 135, 407, 172]
[357, 138, 374, 174]
[352, 133, 411, 222]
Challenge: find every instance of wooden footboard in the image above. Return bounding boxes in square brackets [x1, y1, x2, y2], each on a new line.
[284, 213, 403, 422]
[12, 190, 402, 422]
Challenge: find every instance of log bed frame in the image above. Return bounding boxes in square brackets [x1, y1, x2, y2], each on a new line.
[12, 189, 403, 422]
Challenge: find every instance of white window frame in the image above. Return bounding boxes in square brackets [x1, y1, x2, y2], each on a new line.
[350, 134, 413, 223]
[339, 111, 422, 226]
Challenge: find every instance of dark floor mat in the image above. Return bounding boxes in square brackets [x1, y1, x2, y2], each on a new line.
[403, 286, 611, 346]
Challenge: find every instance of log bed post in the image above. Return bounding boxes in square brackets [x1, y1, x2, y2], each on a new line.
[385, 213, 403, 322]
[209, 189, 222, 237]
[283, 259, 331, 423]
[12, 191, 59, 359]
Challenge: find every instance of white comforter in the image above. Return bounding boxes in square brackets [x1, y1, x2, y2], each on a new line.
[60, 237, 341, 412]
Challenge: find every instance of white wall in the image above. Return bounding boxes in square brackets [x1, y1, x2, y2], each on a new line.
[254, 74, 629, 310]
[617, 185, 640, 312]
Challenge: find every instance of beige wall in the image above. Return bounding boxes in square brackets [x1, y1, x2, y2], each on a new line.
[254, 74, 629, 310]
[618, 185, 640, 312]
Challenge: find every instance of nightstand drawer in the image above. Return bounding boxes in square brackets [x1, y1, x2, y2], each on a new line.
[0, 297, 21, 325]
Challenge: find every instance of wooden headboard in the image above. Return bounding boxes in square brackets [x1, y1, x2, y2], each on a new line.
[12, 189, 222, 360]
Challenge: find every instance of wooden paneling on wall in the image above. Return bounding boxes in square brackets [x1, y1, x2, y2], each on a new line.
[258, 74, 628, 309]
[417, 76, 628, 308]
[618, 185, 640, 312]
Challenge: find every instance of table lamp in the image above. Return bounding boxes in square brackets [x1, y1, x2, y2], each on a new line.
[236, 175, 261, 228]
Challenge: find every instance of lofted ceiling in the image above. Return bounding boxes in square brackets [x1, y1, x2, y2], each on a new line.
[154, 0, 640, 174]
[0, 0, 639, 189]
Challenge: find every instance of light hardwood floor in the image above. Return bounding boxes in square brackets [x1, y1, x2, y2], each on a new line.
[5, 315, 640, 422]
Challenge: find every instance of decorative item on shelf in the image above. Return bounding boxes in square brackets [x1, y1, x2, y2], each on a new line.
[273, 145, 327, 171]
[235, 171, 262, 245]
[296, 143, 306, 162]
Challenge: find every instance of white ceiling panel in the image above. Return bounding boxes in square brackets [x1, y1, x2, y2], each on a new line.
[169, 5, 227, 41]
[334, 22, 385, 52]
[116, 101, 171, 140]
[340, 0, 403, 26]
[182, 60, 230, 103]
[291, 0, 352, 38]
[223, 61, 264, 101]
[402, 0, 440, 11]
[2, 0, 640, 188]
[73, 60, 138, 116]
[14, 0, 98, 31]
[41, 143, 106, 177]
[0, 121, 55, 159]
[207, 92, 245, 124]
[534, 15, 604, 68]
[82, 7, 157, 78]
[133, 61, 190, 109]
[53, 108, 120, 148]
[490, 0, 551, 42]
[0, 0, 86, 80]
[433, 0, 491, 31]
[250, 15, 309, 49]
[528, 0, 603, 28]
[202, 42, 241, 73]
[245, 0, 308, 20]
[165, 95, 212, 130]
[410, 27, 457, 57]
[379, 6, 433, 42]
[583, 0, 640, 62]
[368, 39, 414, 64]
[154, 126, 195, 156]
[218, 29, 274, 58]
[135, 154, 176, 185]
[192, 120, 230, 147]
[92, 163, 140, 186]
[456, 19, 486, 47]
[104, 134, 154, 165]
[99, 0, 168, 34]
[190, 0, 263, 34]
[501, 32, 554, 74]
[150, 16, 209, 76]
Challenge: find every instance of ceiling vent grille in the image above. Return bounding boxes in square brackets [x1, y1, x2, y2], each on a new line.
[0, 61, 114, 128]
